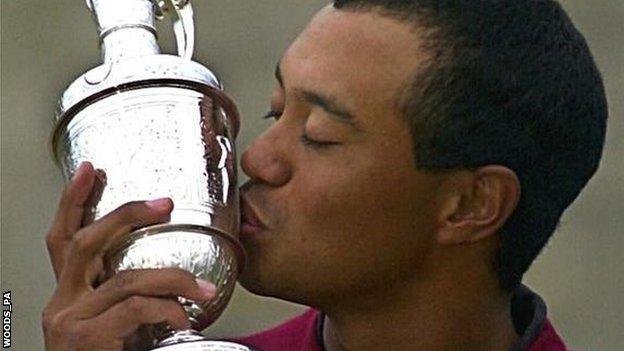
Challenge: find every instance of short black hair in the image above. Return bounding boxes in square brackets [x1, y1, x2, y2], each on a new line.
[333, 0, 608, 291]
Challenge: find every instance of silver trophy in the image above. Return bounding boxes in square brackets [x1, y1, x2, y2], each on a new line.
[51, 0, 251, 350]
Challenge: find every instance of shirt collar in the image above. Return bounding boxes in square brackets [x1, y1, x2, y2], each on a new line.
[314, 284, 549, 351]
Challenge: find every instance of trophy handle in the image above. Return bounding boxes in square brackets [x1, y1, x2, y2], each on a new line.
[155, 0, 195, 60]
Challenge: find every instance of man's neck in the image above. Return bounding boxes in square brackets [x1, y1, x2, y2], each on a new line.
[321, 274, 519, 351]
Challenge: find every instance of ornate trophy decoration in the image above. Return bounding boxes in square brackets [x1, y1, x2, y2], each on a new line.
[52, 0, 251, 349]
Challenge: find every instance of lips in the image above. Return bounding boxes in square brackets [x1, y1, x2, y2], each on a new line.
[240, 195, 267, 236]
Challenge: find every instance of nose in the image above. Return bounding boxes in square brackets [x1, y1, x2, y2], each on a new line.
[241, 128, 292, 187]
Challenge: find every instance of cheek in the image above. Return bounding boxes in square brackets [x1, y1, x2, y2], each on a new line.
[281, 163, 436, 295]
[294, 167, 363, 225]
[289, 154, 423, 250]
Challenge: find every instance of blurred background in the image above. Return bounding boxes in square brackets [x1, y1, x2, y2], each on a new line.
[1, 0, 622, 350]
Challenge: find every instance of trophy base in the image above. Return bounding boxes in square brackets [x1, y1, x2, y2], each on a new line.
[152, 330, 252, 351]
[153, 340, 253, 351]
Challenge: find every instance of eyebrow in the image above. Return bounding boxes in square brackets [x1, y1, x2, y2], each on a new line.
[275, 61, 357, 126]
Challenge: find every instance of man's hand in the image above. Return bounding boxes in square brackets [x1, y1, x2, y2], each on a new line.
[42, 162, 216, 351]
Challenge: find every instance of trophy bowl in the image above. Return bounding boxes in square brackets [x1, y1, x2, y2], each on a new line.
[53, 77, 249, 350]
[104, 225, 245, 331]
[103, 224, 244, 348]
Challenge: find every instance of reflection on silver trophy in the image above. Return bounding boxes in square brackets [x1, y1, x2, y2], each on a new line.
[52, 0, 250, 349]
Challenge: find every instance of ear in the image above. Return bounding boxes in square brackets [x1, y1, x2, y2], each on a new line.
[436, 166, 520, 245]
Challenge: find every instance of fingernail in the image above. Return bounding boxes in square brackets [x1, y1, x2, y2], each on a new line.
[196, 279, 217, 300]
[72, 162, 91, 181]
[145, 198, 171, 210]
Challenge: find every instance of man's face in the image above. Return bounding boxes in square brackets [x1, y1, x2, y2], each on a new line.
[238, 6, 444, 306]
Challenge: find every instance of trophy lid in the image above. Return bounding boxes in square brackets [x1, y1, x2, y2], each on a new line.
[56, 55, 223, 120]
[56, 0, 224, 121]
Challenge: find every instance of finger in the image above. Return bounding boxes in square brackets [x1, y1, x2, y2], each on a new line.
[80, 296, 192, 342]
[74, 269, 216, 318]
[58, 199, 174, 295]
[46, 162, 97, 280]
[80, 168, 107, 228]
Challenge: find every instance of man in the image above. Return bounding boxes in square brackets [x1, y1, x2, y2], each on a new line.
[42, 1, 607, 350]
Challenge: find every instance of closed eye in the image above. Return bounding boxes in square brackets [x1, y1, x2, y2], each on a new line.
[262, 110, 340, 150]
[299, 133, 340, 150]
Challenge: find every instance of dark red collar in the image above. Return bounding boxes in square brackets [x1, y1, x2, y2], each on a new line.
[314, 284, 568, 351]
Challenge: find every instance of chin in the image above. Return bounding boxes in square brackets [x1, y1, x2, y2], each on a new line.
[237, 260, 285, 297]
[237, 269, 269, 297]
[237, 266, 316, 306]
